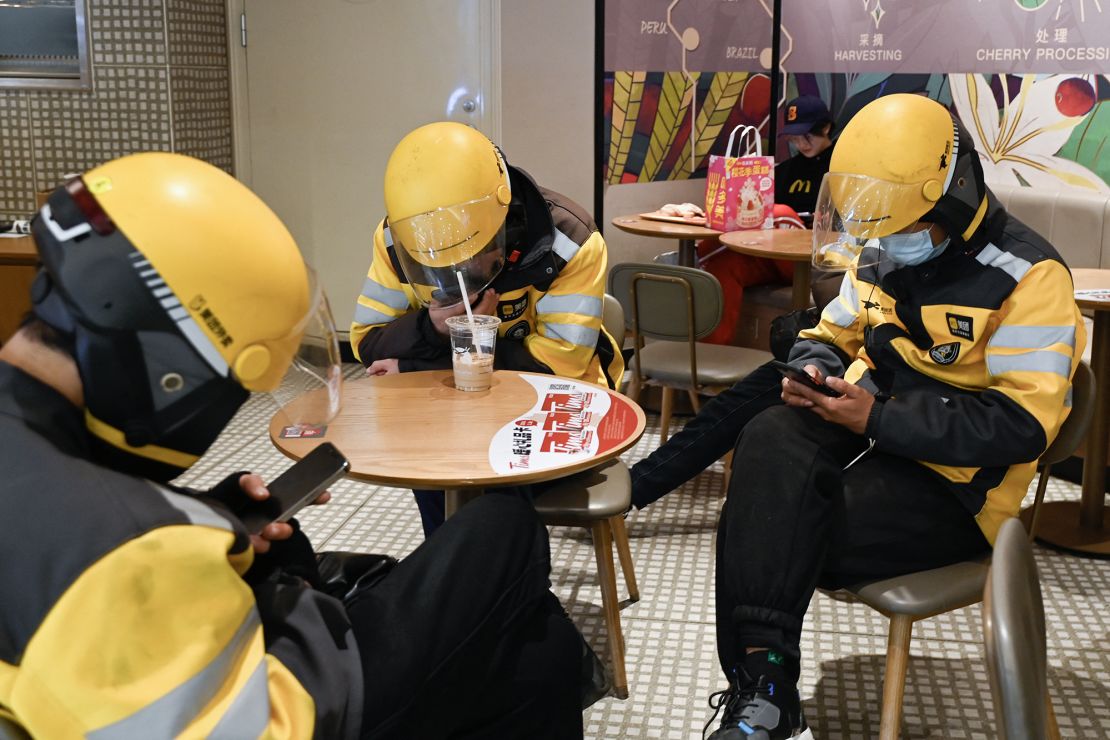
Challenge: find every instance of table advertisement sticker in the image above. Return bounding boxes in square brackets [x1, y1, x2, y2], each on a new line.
[488, 376, 640, 474]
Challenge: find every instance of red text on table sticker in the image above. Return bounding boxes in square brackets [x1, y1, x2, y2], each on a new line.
[539, 430, 594, 454]
[542, 410, 593, 432]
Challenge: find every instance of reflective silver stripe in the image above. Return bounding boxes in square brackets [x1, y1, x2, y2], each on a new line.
[543, 321, 599, 348]
[987, 350, 1071, 379]
[822, 298, 856, 329]
[207, 659, 271, 740]
[383, 225, 394, 248]
[151, 484, 236, 531]
[822, 274, 858, 329]
[177, 318, 230, 376]
[360, 277, 410, 310]
[88, 610, 262, 740]
[989, 325, 1076, 351]
[1065, 386, 1073, 408]
[42, 204, 92, 241]
[976, 243, 1032, 283]
[536, 293, 602, 318]
[353, 302, 398, 327]
[551, 230, 582, 264]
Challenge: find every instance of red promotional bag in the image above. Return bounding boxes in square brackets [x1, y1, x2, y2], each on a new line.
[704, 125, 775, 232]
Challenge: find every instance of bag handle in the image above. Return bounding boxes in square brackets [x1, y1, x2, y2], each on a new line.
[724, 124, 762, 157]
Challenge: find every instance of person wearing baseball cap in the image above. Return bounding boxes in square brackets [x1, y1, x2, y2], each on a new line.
[775, 95, 835, 216]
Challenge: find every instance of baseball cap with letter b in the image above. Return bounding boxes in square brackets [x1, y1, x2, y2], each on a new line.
[780, 95, 832, 136]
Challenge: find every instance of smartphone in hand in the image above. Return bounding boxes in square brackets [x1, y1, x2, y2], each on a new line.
[769, 360, 842, 398]
[239, 442, 350, 535]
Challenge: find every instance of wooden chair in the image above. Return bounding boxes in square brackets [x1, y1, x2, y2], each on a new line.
[532, 294, 639, 699]
[842, 361, 1094, 740]
[983, 518, 1061, 740]
[608, 263, 771, 443]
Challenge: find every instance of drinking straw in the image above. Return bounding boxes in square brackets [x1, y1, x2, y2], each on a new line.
[456, 270, 478, 339]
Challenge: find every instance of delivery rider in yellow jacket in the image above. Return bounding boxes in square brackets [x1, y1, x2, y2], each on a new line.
[623, 95, 1084, 740]
[350, 122, 624, 535]
[0, 154, 594, 739]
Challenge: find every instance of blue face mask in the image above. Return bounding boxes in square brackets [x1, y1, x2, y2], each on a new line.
[879, 230, 950, 266]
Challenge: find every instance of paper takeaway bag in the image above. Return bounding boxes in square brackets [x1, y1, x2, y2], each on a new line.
[704, 125, 774, 231]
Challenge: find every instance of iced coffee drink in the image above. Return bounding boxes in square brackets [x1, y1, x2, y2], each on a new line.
[452, 351, 494, 391]
[445, 315, 501, 392]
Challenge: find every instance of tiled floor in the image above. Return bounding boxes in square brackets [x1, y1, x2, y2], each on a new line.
[177, 365, 1110, 739]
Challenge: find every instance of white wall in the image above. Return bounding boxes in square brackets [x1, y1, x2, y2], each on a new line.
[500, 1, 708, 270]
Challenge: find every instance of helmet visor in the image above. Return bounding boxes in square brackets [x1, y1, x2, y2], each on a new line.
[812, 173, 926, 271]
[267, 270, 342, 430]
[390, 193, 507, 307]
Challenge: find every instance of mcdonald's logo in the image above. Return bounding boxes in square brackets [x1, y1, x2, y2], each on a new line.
[789, 179, 811, 193]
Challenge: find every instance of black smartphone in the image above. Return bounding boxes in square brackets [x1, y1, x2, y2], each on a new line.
[239, 442, 350, 534]
[769, 360, 842, 397]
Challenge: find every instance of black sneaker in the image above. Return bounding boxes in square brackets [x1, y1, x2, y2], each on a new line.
[703, 668, 812, 740]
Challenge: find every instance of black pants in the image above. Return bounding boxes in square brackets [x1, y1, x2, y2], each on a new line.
[630, 363, 784, 509]
[715, 405, 991, 679]
[350, 495, 582, 739]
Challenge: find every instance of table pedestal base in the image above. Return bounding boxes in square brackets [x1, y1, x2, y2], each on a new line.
[1023, 501, 1110, 558]
[445, 488, 483, 519]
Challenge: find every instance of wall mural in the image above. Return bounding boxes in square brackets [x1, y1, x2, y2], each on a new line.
[604, 0, 1109, 192]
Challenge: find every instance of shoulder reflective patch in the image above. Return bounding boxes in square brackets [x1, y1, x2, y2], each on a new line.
[542, 322, 599, 348]
[989, 325, 1076, 351]
[551, 230, 583, 264]
[987, 350, 1072, 379]
[207, 659, 271, 740]
[360, 277, 410, 310]
[929, 342, 961, 365]
[353, 302, 398, 327]
[975, 243, 1032, 283]
[87, 609, 261, 740]
[150, 484, 235, 532]
[536, 293, 602, 318]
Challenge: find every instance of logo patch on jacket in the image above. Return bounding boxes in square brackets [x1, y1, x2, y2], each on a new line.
[929, 342, 960, 365]
[499, 295, 529, 322]
[946, 313, 974, 340]
[506, 321, 531, 340]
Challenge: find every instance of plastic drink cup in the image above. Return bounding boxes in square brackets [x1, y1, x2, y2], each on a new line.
[445, 315, 500, 391]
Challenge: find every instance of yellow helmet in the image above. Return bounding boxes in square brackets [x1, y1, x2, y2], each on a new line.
[812, 94, 988, 270]
[383, 122, 512, 306]
[31, 152, 340, 481]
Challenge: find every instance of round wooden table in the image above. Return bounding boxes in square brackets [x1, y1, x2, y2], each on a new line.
[1032, 268, 1110, 557]
[610, 215, 722, 267]
[269, 369, 646, 516]
[719, 228, 814, 310]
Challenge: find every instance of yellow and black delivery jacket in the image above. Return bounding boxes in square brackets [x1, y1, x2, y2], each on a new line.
[0, 363, 362, 739]
[789, 195, 1085, 544]
[350, 167, 624, 389]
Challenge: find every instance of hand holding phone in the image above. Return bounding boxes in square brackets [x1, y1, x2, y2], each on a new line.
[239, 442, 350, 535]
[769, 360, 842, 398]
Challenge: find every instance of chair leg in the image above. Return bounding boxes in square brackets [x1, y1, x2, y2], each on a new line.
[627, 374, 642, 403]
[721, 449, 734, 495]
[686, 387, 701, 413]
[609, 515, 640, 602]
[879, 615, 914, 740]
[1027, 464, 1052, 541]
[1045, 691, 1061, 740]
[592, 520, 628, 699]
[659, 386, 674, 443]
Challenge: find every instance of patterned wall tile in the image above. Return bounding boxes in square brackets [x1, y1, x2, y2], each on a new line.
[167, 0, 229, 68]
[170, 66, 233, 172]
[89, 0, 167, 66]
[0, 93, 36, 220]
[27, 65, 172, 189]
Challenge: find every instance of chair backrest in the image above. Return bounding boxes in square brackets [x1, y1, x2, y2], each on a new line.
[983, 517, 1050, 740]
[608, 262, 723, 341]
[1041, 361, 1095, 467]
[602, 294, 625, 345]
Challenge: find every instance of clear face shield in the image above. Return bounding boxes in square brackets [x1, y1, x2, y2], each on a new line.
[265, 269, 343, 431]
[390, 193, 508, 308]
[811, 173, 928, 272]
